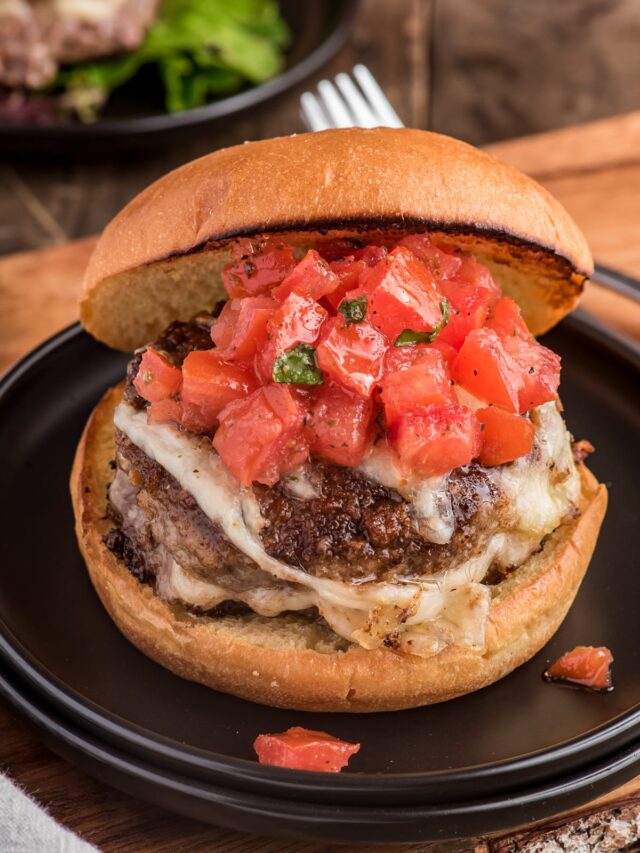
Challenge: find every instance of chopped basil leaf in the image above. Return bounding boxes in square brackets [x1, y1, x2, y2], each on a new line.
[394, 299, 450, 347]
[338, 295, 368, 325]
[273, 344, 323, 385]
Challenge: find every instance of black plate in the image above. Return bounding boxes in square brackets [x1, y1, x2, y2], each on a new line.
[0, 1, 357, 154]
[1, 660, 639, 843]
[0, 309, 639, 841]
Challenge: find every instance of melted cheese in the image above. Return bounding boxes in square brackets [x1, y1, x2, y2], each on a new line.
[114, 401, 578, 657]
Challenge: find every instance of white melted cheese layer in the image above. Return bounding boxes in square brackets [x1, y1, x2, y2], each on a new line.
[114, 401, 579, 657]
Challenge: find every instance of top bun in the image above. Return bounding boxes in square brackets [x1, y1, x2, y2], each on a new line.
[81, 128, 592, 351]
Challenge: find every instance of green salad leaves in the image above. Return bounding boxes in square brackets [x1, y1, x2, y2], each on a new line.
[54, 0, 290, 119]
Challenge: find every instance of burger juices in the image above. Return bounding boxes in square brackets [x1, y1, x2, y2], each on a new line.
[72, 128, 607, 711]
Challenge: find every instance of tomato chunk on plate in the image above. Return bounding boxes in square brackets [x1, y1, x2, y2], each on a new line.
[452, 328, 522, 412]
[253, 727, 360, 772]
[273, 250, 341, 302]
[222, 239, 297, 299]
[325, 246, 388, 311]
[211, 296, 276, 362]
[181, 350, 258, 431]
[363, 246, 445, 342]
[134, 348, 182, 403]
[306, 382, 374, 466]
[380, 348, 454, 426]
[389, 403, 481, 478]
[316, 317, 387, 397]
[544, 646, 614, 692]
[476, 406, 535, 466]
[213, 385, 308, 486]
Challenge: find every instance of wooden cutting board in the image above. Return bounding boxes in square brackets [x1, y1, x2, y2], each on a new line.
[1, 113, 640, 852]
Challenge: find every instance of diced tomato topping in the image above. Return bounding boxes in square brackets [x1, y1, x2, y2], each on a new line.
[211, 296, 276, 362]
[398, 234, 463, 280]
[324, 246, 388, 311]
[452, 328, 522, 412]
[316, 238, 366, 262]
[133, 348, 182, 403]
[362, 247, 445, 341]
[213, 385, 308, 486]
[380, 349, 454, 426]
[504, 336, 561, 413]
[181, 351, 258, 431]
[253, 727, 360, 772]
[486, 296, 533, 341]
[438, 257, 501, 349]
[476, 406, 535, 466]
[146, 398, 183, 426]
[389, 404, 481, 478]
[258, 293, 328, 382]
[544, 646, 614, 692]
[273, 250, 341, 302]
[316, 316, 387, 397]
[306, 382, 374, 466]
[222, 239, 297, 299]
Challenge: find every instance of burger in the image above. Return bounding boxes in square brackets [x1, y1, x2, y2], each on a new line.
[71, 128, 607, 712]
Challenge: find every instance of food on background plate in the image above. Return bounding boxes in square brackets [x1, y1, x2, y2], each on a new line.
[544, 646, 614, 692]
[71, 128, 608, 712]
[0, 0, 289, 123]
[253, 727, 360, 772]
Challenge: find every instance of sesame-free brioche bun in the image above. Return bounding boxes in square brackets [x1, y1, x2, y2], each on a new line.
[71, 385, 607, 713]
[80, 128, 593, 352]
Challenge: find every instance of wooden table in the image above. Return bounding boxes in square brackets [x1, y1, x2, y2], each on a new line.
[1, 111, 639, 852]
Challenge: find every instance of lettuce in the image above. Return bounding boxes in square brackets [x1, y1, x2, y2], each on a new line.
[54, 0, 290, 119]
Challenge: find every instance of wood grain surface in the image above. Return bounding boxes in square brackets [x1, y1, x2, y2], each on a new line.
[1, 2, 640, 849]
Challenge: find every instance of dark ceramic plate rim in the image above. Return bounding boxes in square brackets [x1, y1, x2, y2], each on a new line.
[1, 659, 640, 842]
[0, 306, 639, 801]
[0, 1, 358, 140]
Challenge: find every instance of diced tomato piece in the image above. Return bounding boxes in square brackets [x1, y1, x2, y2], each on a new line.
[273, 250, 341, 302]
[306, 382, 374, 466]
[452, 328, 522, 412]
[544, 646, 614, 692]
[476, 407, 535, 466]
[486, 297, 533, 341]
[398, 234, 463, 280]
[133, 348, 182, 403]
[389, 404, 481, 478]
[325, 246, 388, 312]
[362, 247, 445, 341]
[316, 317, 387, 397]
[438, 257, 501, 349]
[316, 238, 366, 262]
[382, 341, 457, 375]
[427, 338, 458, 370]
[253, 727, 360, 772]
[213, 385, 308, 486]
[222, 239, 297, 298]
[181, 350, 258, 431]
[211, 296, 276, 362]
[258, 293, 328, 382]
[146, 398, 183, 426]
[504, 336, 561, 413]
[380, 349, 454, 425]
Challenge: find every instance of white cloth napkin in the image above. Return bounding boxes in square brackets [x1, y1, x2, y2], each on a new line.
[0, 774, 98, 853]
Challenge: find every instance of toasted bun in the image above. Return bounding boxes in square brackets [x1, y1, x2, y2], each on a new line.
[80, 128, 592, 352]
[71, 385, 607, 713]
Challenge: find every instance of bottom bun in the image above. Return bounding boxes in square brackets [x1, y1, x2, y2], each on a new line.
[71, 385, 608, 712]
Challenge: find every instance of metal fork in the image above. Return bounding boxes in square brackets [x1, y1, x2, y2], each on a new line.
[300, 64, 404, 131]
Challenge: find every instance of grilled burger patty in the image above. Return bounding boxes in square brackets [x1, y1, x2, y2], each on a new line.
[0, 0, 159, 89]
